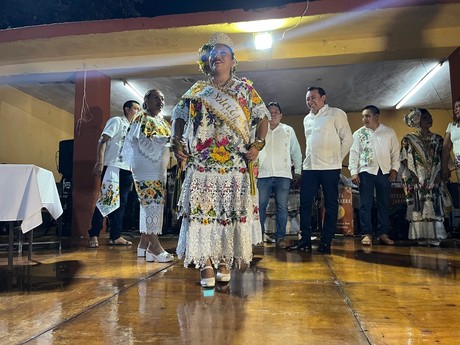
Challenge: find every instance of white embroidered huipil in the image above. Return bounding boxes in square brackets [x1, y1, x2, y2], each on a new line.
[258, 123, 302, 178]
[349, 124, 400, 176]
[121, 110, 171, 234]
[302, 104, 353, 170]
[172, 78, 270, 269]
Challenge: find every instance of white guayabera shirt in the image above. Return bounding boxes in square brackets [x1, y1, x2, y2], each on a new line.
[258, 123, 302, 179]
[302, 104, 353, 170]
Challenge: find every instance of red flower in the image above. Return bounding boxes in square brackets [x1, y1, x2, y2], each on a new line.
[239, 168, 247, 174]
[240, 216, 247, 223]
[198, 166, 205, 172]
[197, 138, 212, 151]
[217, 137, 229, 147]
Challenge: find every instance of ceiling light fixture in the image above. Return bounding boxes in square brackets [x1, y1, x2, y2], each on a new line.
[395, 61, 444, 109]
[123, 80, 143, 100]
[254, 32, 273, 50]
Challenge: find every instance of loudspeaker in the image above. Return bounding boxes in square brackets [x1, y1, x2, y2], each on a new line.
[58, 139, 74, 178]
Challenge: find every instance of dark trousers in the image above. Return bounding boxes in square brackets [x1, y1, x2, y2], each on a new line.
[358, 170, 391, 236]
[300, 169, 340, 245]
[88, 167, 133, 240]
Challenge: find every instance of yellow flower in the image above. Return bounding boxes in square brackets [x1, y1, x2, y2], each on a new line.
[210, 146, 230, 163]
[252, 89, 262, 104]
[202, 218, 209, 225]
[243, 107, 250, 120]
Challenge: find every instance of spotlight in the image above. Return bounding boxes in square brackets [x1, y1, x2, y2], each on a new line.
[254, 32, 272, 50]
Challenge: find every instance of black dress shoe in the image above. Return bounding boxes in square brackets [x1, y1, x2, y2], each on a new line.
[317, 243, 331, 254]
[286, 239, 312, 251]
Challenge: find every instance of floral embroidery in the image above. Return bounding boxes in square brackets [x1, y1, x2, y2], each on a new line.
[172, 77, 270, 268]
[194, 135, 237, 167]
[134, 180, 165, 206]
[400, 131, 451, 221]
[129, 111, 171, 139]
[357, 128, 374, 167]
[98, 183, 119, 206]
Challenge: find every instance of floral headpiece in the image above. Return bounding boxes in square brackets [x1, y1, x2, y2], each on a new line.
[197, 32, 235, 75]
[404, 108, 421, 128]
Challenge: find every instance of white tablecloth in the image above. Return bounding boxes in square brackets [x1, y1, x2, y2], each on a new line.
[0, 164, 63, 232]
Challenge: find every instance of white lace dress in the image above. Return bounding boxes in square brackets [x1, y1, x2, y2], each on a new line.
[172, 78, 269, 268]
[122, 110, 171, 234]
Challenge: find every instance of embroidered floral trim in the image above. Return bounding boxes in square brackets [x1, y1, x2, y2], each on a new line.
[98, 183, 119, 206]
[134, 180, 166, 206]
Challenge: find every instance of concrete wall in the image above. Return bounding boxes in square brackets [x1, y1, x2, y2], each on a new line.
[0, 86, 74, 181]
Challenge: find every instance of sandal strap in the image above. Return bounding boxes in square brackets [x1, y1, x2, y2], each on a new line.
[200, 265, 213, 271]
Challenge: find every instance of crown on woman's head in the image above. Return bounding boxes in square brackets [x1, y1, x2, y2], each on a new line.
[197, 32, 235, 75]
[208, 32, 234, 50]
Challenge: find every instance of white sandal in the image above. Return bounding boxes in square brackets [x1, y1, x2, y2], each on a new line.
[216, 263, 231, 282]
[361, 235, 372, 246]
[200, 266, 215, 288]
[88, 236, 99, 248]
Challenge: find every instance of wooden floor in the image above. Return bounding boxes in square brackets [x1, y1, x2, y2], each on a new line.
[1, 233, 460, 345]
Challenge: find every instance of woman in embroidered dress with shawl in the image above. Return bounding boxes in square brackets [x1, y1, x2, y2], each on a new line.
[122, 89, 173, 262]
[171, 33, 269, 288]
[400, 108, 451, 246]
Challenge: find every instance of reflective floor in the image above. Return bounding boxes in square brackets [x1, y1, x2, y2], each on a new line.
[1, 235, 459, 345]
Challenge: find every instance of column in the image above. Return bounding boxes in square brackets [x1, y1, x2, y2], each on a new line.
[72, 70, 111, 238]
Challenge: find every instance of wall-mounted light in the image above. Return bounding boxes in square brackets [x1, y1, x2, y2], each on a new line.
[123, 80, 143, 100]
[395, 61, 444, 109]
[254, 32, 273, 50]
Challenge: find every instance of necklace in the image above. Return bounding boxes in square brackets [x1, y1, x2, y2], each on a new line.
[211, 76, 232, 88]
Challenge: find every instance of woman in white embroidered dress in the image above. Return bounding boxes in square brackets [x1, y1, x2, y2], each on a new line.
[171, 33, 269, 287]
[122, 89, 173, 262]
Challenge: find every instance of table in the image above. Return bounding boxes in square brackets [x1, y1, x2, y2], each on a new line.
[0, 164, 63, 270]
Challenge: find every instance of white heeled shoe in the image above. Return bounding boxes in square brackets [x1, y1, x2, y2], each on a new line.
[216, 263, 231, 282]
[200, 266, 215, 288]
[145, 250, 173, 263]
[137, 247, 147, 257]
